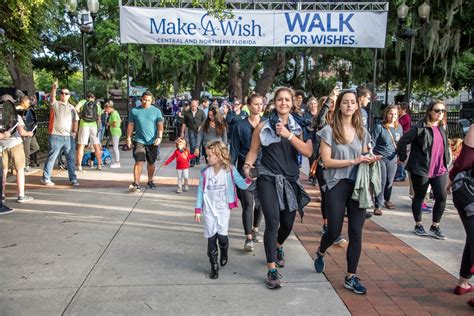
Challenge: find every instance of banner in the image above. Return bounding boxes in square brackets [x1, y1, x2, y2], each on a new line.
[120, 6, 387, 48]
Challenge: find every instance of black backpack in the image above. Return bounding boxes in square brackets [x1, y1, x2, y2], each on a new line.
[80, 101, 98, 122]
[452, 168, 474, 211]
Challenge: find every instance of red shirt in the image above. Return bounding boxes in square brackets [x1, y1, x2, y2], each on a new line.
[398, 114, 411, 134]
[164, 149, 196, 170]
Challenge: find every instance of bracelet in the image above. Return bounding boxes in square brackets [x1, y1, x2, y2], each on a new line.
[287, 133, 294, 141]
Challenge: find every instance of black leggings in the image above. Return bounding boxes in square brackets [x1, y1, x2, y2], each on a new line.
[257, 176, 297, 263]
[319, 179, 366, 274]
[453, 194, 474, 279]
[207, 233, 229, 257]
[315, 165, 327, 220]
[410, 173, 447, 223]
[239, 186, 263, 235]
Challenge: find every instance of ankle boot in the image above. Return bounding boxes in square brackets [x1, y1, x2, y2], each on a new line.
[219, 242, 229, 266]
[209, 250, 219, 279]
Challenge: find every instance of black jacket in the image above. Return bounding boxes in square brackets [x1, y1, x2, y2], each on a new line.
[397, 120, 449, 177]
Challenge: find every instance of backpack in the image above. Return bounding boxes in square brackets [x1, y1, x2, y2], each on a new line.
[452, 168, 474, 212]
[80, 101, 98, 122]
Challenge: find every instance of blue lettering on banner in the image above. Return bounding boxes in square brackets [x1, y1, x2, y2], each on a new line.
[150, 18, 197, 35]
[284, 13, 354, 33]
[201, 14, 263, 37]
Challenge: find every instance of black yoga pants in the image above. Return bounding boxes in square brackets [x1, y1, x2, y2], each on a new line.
[410, 173, 447, 223]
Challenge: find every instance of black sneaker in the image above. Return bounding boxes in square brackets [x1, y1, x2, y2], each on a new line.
[266, 269, 282, 289]
[128, 183, 141, 192]
[344, 275, 367, 295]
[365, 212, 372, 219]
[429, 225, 447, 240]
[0, 204, 13, 215]
[147, 181, 156, 189]
[275, 247, 285, 268]
[414, 224, 428, 236]
[314, 249, 325, 273]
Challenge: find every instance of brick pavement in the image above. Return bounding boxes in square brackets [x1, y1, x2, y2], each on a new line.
[293, 176, 473, 316]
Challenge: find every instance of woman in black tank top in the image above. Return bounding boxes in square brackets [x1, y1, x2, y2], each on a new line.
[243, 87, 313, 290]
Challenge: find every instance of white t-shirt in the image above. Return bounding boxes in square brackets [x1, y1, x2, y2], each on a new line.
[203, 167, 229, 216]
[0, 115, 24, 150]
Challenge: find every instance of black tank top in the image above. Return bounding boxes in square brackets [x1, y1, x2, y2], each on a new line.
[261, 130, 300, 181]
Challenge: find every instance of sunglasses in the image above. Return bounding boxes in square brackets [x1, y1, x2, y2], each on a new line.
[60, 92, 70, 95]
[432, 108, 446, 113]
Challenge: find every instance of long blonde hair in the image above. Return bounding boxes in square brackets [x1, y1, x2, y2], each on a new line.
[382, 104, 399, 129]
[331, 91, 365, 144]
[206, 141, 232, 170]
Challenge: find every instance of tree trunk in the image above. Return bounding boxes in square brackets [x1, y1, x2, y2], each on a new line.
[5, 54, 36, 96]
[228, 47, 242, 101]
[241, 48, 261, 101]
[254, 50, 286, 97]
[192, 48, 213, 100]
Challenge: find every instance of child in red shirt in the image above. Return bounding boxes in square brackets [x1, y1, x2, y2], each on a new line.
[164, 137, 196, 193]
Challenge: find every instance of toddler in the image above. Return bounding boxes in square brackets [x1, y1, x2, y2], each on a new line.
[163, 137, 195, 193]
[194, 141, 251, 279]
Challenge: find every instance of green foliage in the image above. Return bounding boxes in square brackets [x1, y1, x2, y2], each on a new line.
[452, 49, 474, 90]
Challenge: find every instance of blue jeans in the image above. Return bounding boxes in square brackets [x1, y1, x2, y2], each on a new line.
[43, 135, 77, 182]
[395, 163, 406, 180]
[188, 130, 199, 165]
[375, 157, 398, 208]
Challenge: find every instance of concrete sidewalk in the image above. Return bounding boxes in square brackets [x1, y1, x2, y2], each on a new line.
[0, 145, 348, 315]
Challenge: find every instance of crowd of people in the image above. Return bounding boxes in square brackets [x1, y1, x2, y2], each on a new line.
[0, 80, 472, 306]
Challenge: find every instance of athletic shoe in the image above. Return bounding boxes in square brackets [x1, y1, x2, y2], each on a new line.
[321, 224, 328, 236]
[77, 166, 84, 172]
[110, 162, 121, 169]
[429, 225, 447, 240]
[70, 180, 80, 186]
[129, 183, 141, 192]
[314, 249, 325, 273]
[333, 235, 347, 245]
[96, 165, 103, 170]
[266, 269, 282, 289]
[0, 204, 13, 215]
[244, 239, 254, 251]
[41, 179, 55, 186]
[414, 224, 428, 236]
[252, 230, 263, 243]
[344, 275, 367, 295]
[276, 247, 285, 268]
[177, 187, 182, 193]
[17, 195, 33, 203]
[421, 202, 432, 214]
[183, 185, 189, 192]
[147, 181, 156, 189]
[1, 196, 5, 203]
[365, 212, 372, 219]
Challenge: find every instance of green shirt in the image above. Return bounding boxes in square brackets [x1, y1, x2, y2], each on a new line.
[109, 110, 122, 137]
[76, 99, 102, 128]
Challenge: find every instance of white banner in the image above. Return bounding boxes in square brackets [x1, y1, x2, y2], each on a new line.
[120, 7, 387, 48]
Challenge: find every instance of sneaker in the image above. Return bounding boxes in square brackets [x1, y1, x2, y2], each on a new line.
[177, 186, 182, 193]
[183, 185, 189, 192]
[429, 225, 447, 240]
[314, 249, 325, 273]
[333, 235, 347, 245]
[41, 179, 55, 186]
[251, 230, 263, 243]
[365, 212, 373, 219]
[414, 224, 428, 236]
[1, 196, 5, 203]
[344, 275, 367, 295]
[70, 180, 80, 186]
[24, 166, 31, 173]
[421, 202, 432, 214]
[244, 239, 254, 251]
[97, 165, 102, 170]
[129, 183, 141, 192]
[276, 247, 285, 268]
[110, 162, 121, 169]
[17, 195, 33, 203]
[321, 224, 328, 236]
[0, 204, 13, 215]
[266, 269, 282, 289]
[147, 181, 156, 189]
[77, 165, 83, 172]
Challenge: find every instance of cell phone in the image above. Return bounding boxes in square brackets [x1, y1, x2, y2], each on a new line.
[335, 81, 343, 90]
[249, 167, 260, 178]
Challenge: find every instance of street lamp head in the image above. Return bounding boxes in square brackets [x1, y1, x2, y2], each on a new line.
[418, 2, 430, 25]
[87, 0, 100, 20]
[397, 2, 409, 27]
[65, 0, 77, 14]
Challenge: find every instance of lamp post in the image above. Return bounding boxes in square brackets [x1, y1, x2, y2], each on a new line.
[396, 1, 430, 104]
[66, 0, 100, 99]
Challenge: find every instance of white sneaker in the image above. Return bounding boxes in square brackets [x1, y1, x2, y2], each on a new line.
[110, 162, 121, 169]
[183, 185, 189, 192]
[177, 187, 182, 193]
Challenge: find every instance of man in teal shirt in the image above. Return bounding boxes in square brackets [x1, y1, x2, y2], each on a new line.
[126, 91, 164, 192]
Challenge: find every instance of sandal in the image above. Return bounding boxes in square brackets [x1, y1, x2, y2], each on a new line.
[373, 208, 383, 216]
[384, 201, 395, 209]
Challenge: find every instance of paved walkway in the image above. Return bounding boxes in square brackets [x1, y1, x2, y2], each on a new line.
[0, 143, 472, 315]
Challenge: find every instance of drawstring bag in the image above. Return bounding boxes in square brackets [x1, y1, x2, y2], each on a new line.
[452, 168, 474, 216]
